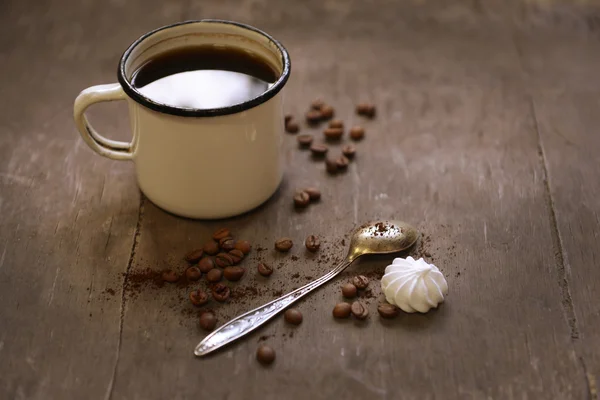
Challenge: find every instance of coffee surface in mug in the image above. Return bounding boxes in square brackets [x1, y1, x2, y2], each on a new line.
[132, 46, 278, 110]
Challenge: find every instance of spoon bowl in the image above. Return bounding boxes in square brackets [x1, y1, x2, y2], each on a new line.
[194, 220, 418, 357]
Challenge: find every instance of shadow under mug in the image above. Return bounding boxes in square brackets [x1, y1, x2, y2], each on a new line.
[74, 20, 291, 219]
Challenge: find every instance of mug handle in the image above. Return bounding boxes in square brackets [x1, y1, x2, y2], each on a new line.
[73, 83, 133, 161]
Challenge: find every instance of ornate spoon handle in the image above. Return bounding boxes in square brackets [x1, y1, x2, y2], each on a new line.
[194, 258, 352, 356]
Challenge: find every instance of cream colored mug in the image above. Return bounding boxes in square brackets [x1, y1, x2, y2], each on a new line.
[74, 20, 291, 219]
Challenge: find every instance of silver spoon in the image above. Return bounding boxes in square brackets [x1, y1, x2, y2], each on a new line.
[194, 220, 418, 357]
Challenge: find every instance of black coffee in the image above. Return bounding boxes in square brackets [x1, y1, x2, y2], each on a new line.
[132, 46, 278, 109]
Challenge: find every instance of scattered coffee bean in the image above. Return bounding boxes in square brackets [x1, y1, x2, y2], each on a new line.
[212, 283, 231, 302]
[257, 262, 273, 277]
[185, 266, 202, 281]
[199, 312, 217, 331]
[310, 143, 328, 157]
[285, 114, 293, 124]
[274, 238, 293, 252]
[212, 228, 231, 241]
[256, 345, 276, 365]
[325, 157, 338, 174]
[304, 187, 321, 201]
[294, 191, 310, 208]
[378, 303, 400, 319]
[332, 303, 352, 318]
[323, 127, 343, 141]
[311, 99, 325, 110]
[219, 237, 236, 251]
[342, 144, 356, 159]
[285, 121, 299, 133]
[305, 235, 320, 252]
[223, 266, 245, 282]
[351, 301, 369, 320]
[320, 105, 334, 120]
[356, 103, 376, 118]
[184, 249, 204, 263]
[198, 257, 215, 273]
[215, 253, 234, 268]
[306, 110, 322, 125]
[234, 240, 252, 255]
[297, 134, 313, 148]
[336, 155, 350, 170]
[329, 119, 344, 129]
[228, 249, 244, 264]
[341, 283, 357, 298]
[352, 275, 369, 289]
[349, 126, 365, 141]
[189, 289, 209, 306]
[162, 270, 179, 283]
[203, 240, 220, 255]
[206, 268, 223, 283]
[284, 309, 303, 325]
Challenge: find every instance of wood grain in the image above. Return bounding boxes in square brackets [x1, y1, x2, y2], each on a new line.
[0, 0, 599, 399]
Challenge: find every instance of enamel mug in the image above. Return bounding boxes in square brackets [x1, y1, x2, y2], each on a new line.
[74, 20, 291, 219]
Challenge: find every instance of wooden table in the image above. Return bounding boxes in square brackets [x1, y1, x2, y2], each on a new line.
[1, 1, 599, 398]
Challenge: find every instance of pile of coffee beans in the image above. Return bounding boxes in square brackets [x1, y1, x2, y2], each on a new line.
[293, 187, 321, 209]
[162, 228, 257, 331]
[332, 275, 372, 320]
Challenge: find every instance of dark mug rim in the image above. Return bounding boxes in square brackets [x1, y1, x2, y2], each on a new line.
[117, 19, 291, 118]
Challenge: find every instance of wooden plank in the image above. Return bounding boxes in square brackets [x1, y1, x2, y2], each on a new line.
[109, 22, 586, 400]
[0, 0, 184, 398]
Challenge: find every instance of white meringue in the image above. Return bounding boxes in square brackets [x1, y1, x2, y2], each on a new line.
[381, 256, 448, 313]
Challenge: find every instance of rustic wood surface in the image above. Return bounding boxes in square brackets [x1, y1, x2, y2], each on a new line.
[1, 0, 599, 399]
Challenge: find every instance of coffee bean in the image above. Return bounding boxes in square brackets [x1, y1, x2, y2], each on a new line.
[212, 228, 231, 241]
[325, 157, 338, 174]
[311, 99, 325, 110]
[323, 127, 343, 141]
[351, 301, 369, 320]
[284, 114, 293, 124]
[215, 253, 234, 268]
[304, 187, 321, 201]
[203, 240, 220, 255]
[310, 143, 328, 157]
[285, 121, 299, 133]
[320, 105, 334, 120]
[212, 283, 231, 302]
[341, 283, 357, 298]
[223, 266, 245, 282]
[228, 249, 244, 264]
[378, 303, 400, 319]
[162, 270, 179, 283]
[356, 103, 376, 118]
[293, 191, 310, 208]
[189, 289, 209, 306]
[257, 262, 273, 277]
[336, 155, 350, 170]
[297, 134, 314, 148]
[185, 266, 202, 281]
[284, 309, 303, 325]
[198, 257, 215, 273]
[305, 235, 320, 252]
[256, 345, 276, 365]
[342, 144, 356, 159]
[234, 240, 252, 255]
[199, 312, 217, 331]
[274, 238, 293, 252]
[219, 237, 236, 251]
[185, 248, 204, 263]
[332, 303, 352, 318]
[206, 268, 223, 283]
[306, 110, 322, 125]
[329, 119, 344, 129]
[352, 275, 369, 289]
[349, 126, 365, 141]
